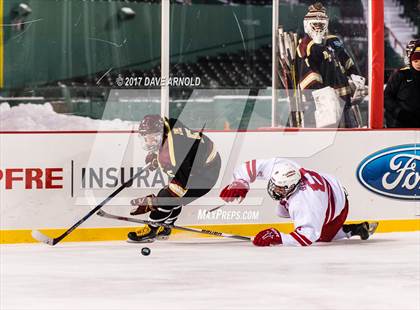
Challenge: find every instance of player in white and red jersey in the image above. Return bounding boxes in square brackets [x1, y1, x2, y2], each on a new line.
[220, 158, 378, 246]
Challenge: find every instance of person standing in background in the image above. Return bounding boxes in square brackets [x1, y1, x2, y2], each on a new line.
[384, 40, 420, 128]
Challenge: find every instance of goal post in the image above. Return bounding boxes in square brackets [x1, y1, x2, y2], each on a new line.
[369, 0, 385, 129]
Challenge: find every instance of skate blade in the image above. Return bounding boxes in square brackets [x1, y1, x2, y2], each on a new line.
[156, 235, 170, 241]
[368, 222, 379, 235]
[126, 238, 156, 244]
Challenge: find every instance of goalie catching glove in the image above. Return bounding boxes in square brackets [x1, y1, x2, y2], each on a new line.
[253, 228, 282, 246]
[348, 74, 368, 101]
[219, 179, 250, 203]
[130, 194, 158, 215]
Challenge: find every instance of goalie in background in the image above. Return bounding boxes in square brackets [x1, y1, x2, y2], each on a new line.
[296, 2, 367, 128]
[220, 158, 378, 246]
[127, 115, 221, 243]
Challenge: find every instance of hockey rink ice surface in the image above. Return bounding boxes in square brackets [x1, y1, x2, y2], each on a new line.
[1, 232, 419, 310]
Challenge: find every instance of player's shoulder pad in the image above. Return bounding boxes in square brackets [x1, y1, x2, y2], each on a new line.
[165, 117, 174, 129]
[325, 35, 344, 48]
[298, 36, 316, 58]
[325, 34, 339, 41]
[168, 117, 186, 129]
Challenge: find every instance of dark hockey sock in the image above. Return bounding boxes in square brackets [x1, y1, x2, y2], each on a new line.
[164, 205, 182, 225]
[149, 205, 182, 225]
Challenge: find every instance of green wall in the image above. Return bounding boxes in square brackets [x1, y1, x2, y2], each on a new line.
[4, 0, 161, 88]
[3, 1, 274, 89]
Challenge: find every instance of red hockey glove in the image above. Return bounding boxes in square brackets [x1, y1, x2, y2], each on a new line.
[253, 228, 282, 247]
[130, 194, 158, 215]
[145, 152, 159, 171]
[219, 179, 250, 203]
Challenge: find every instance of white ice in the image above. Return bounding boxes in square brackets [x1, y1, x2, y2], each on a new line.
[1, 232, 419, 310]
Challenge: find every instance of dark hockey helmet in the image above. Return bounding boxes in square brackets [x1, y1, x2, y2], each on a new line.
[303, 2, 329, 44]
[138, 114, 164, 136]
[405, 39, 420, 65]
[138, 114, 164, 152]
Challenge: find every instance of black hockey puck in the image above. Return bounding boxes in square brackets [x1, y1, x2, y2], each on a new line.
[141, 247, 151, 256]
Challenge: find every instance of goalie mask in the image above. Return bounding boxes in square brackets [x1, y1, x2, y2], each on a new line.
[138, 114, 164, 152]
[303, 2, 329, 44]
[267, 163, 301, 200]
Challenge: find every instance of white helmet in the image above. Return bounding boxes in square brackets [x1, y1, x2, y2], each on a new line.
[303, 2, 329, 44]
[267, 163, 301, 200]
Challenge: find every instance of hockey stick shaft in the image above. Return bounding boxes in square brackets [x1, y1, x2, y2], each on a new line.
[96, 210, 251, 241]
[205, 203, 225, 214]
[32, 163, 151, 245]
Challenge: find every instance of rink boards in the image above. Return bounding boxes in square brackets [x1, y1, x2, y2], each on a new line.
[0, 129, 419, 243]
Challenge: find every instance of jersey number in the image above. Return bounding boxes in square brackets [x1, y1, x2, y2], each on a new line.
[301, 169, 325, 192]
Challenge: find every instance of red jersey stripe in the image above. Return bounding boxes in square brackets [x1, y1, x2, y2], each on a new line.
[246, 160, 257, 182]
[324, 179, 336, 224]
[251, 160, 257, 182]
[294, 230, 313, 245]
[290, 232, 309, 246]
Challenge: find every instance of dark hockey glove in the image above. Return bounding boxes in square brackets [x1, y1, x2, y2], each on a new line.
[219, 179, 249, 203]
[130, 194, 158, 215]
[253, 228, 282, 247]
[145, 152, 159, 171]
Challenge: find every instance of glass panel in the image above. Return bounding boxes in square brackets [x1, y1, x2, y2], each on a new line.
[277, 0, 369, 128]
[384, 0, 419, 83]
[169, 1, 273, 130]
[0, 0, 161, 131]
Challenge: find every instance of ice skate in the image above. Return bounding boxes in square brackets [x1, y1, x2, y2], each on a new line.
[156, 226, 172, 240]
[127, 225, 172, 243]
[343, 221, 379, 240]
[366, 221, 379, 238]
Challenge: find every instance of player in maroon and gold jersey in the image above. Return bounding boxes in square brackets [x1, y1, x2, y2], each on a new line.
[127, 115, 221, 243]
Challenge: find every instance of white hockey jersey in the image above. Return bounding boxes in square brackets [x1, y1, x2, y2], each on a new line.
[233, 157, 348, 246]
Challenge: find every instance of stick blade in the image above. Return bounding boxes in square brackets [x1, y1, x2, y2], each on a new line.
[96, 210, 105, 216]
[31, 230, 55, 245]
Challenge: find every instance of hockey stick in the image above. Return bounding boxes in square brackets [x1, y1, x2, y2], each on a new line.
[285, 31, 303, 127]
[204, 203, 225, 214]
[31, 163, 151, 246]
[278, 27, 304, 127]
[96, 209, 251, 241]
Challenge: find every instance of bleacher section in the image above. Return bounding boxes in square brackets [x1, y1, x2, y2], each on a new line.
[396, 0, 420, 38]
[87, 45, 272, 89]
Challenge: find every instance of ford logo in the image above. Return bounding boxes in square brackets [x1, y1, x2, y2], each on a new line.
[357, 144, 419, 200]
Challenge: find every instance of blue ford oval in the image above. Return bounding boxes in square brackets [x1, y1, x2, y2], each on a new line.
[356, 144, 419, 200]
